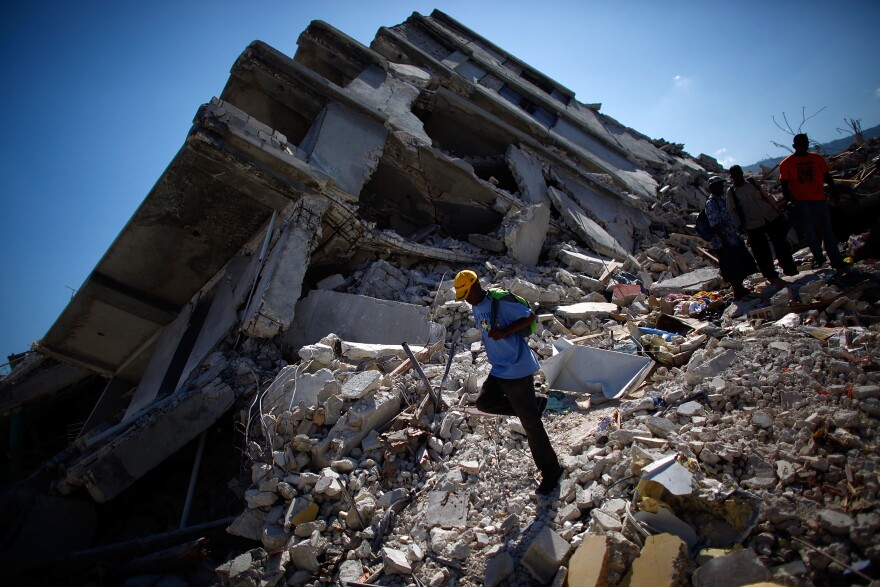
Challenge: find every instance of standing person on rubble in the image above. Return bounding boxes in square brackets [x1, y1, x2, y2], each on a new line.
[779, 133, 847, 271]
[704, 175, 758, 299]
[727, 165, 798, 287]
[453, 270, 563, 497]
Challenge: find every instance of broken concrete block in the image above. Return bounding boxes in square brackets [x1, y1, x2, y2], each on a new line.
[316, 273, 345, 290]
[285, 290, 440, 349]
[337, 559, 364, 583]
[298, 342, 335, 365]
[651, 267, 722, 297]
[425, 491, 469, 529]
[521, 526, 571, 583]
[506, 144, 549, 205]
[215, 548, 266, 587]
[314, 389, 402, 466]
[283, 498, 319, 531]
[503, 201, 550, 267]
[264, 367, 334, 414]
[241, 197, 329, 338]
[341, 341, 421, 362]
[288, 538, 321, 572]
[484, 551, 514, 587]
[68, 381, 235, 502]
[692, 548, 771, 587]
[301, 102, 388, 196]
[227, 508, 265, 542]
[566, 534, 610, 587]
[340, 370, 382, 400]
[555, 302, 618, 321]
[381, 547, 413, 574]
[623, 533, 691, 586]
[261, 523, 290, 552]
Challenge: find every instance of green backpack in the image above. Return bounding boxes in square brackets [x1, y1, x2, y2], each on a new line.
[488, 288, 537, 337]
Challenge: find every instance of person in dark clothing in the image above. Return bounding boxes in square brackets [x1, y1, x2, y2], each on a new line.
[454, 270, 562, 497]
[703, 175, 758, 299]
[780, 133, 846, 271]
[727, 165, 798, 286]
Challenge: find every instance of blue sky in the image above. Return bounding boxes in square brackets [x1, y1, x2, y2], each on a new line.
[1, 0, 878, 368]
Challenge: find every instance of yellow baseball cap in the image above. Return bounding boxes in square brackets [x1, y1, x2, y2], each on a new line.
[454, 270, 478, 301]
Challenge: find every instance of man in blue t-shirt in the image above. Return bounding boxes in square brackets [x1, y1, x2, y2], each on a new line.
[454, 270, 563, 496]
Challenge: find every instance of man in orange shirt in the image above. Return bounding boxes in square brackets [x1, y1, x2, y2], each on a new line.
[779, 133, 845, 271]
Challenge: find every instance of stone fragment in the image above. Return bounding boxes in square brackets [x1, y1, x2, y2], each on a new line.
[521, 527, 571, 584]
[244, 489, 277, 509]
[288, 539, 320, 572]
[751, 411, 774, 428]
[382, 547, 412, 574]
[484, 551, 514, 587]
[624, 533, 691, 586]
[692, 548, 771, 587]
[341, 370, 382, 400]
[567, 534, 610, 587]
[817, 509, 854, 535]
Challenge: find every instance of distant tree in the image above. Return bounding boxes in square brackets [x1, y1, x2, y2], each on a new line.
[771, 106, 827, 153]
[837, 117, 864, 144]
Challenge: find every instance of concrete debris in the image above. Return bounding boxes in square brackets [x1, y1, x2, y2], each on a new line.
[3, 8, 880, 587]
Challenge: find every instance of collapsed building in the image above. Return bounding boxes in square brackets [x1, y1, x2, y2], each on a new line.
[2, 9, 879, 587]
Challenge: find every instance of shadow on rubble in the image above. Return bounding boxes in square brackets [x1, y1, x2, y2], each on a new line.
[0, 408, 252, 587]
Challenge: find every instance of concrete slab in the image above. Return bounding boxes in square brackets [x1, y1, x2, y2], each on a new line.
[314, 389, 401, 466]
[505, 144, 549, 205]
[340, 371, 382, 400]
[623, 533, 690, 587]
[558, 249, 616, 279]
[504, 202, 550, 267]
[39, 99, 310, 380]
[284, 290, 441, 350]
[567, 534, 610, 587]
[301, 102, 388, 197]
[242, 196, 329, 338]
[345, 64, 431, 145]
[341, 342, 424, 362]
[541, 343, 653, 399]
[650, 267, 722, 297]
[263, 367, 335, 414]
[66, 381, 235, 502]
[554, 302, 619, 321]
[547, 186, 633, 263]
[425, 491, 469, 529]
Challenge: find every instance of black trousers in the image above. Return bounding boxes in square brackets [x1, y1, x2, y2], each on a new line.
[475, 374, 560, 478]
[746, 216, 798, 279]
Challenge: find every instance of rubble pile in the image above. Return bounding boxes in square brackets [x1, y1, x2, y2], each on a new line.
[205, 248, 880, 587]
[3, 9, 880, 587]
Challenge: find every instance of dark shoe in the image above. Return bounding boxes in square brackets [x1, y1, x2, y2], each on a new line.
[770, 277, 787, 288]
[536, 467, 563, 496]
[782, 268, 799, 277]
[833, 263, 850, 273]
[537, 395, 548, 415]
[811, 256, 826, 269]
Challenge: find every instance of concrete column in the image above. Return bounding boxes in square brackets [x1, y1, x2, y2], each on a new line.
[241, 196, 329, 338]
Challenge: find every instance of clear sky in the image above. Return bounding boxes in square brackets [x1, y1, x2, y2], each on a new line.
[1, 0, 878, 369]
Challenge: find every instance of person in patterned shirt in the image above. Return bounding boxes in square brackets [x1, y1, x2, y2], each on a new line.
[704, 175, 758, 299]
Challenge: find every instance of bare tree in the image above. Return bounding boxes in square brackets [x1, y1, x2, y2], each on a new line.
[837, 117, 864, 144]
[771, 106, 827, 152]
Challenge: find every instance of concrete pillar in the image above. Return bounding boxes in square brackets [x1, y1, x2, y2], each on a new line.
[241, 196, 329, 338]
